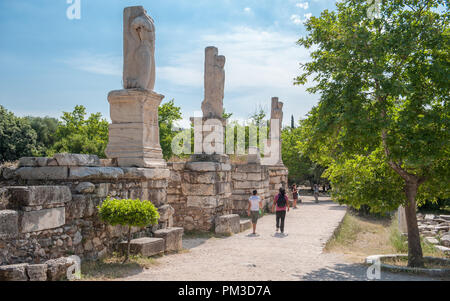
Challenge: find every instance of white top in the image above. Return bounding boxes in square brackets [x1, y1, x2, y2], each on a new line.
[249, 196, 261, 211]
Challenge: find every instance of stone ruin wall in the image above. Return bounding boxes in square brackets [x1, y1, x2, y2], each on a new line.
[230, 163, 271, 215]
[0, 154, 173, 266]
[167, 160, 233, 232]
[0, 154, 289, 267]
[167, 160, 288, 230]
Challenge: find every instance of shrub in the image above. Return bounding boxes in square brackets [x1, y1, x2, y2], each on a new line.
[98, 197, 160, 263]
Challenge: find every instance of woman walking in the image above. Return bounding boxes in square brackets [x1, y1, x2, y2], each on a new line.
[271, 188, 290, 234]
[292, 184, 299, 208]
[247, 190, 262, 235]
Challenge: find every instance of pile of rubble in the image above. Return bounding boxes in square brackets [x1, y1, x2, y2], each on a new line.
[417, 213, 450, 254]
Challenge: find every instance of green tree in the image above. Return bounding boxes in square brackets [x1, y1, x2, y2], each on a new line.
[222, 108, 233, 120]
[98, 197, 159, 263]
[296, 0, 449, 267]
[282, 125, 326, 189]
[159, 99, 182, 160]
[249, 106, 267, 127]
[49, 105, 109, 158]
[22, 116, 58, 156]
[0, 106, 37, 162]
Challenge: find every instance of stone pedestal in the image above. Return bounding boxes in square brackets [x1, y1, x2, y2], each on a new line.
[191, 117, 227, 156]
[182, 159, 233, 231]
[215, 214, 240, 235]
[106, 89, 166, 168]
[398, 206, 408, 235]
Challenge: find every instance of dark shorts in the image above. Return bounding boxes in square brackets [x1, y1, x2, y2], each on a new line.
[251, 211, 259, 224]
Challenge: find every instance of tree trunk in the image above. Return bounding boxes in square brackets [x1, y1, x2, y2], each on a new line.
[123, 226, 132, 264]
[404, 180, 424, 268]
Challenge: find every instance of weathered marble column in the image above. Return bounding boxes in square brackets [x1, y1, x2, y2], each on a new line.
[262, 97, 289, 201]
[105, 6, 166, 168]
[192, 46, 228, 157]
[270, 97, 284, 166]
[181, 46, 232, 231]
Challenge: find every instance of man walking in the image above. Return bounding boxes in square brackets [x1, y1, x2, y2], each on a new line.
[313, 184, 320, 203]
[271, 188, 290, 234]
[247, 190, 262, 235]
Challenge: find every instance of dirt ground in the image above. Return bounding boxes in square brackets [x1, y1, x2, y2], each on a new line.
[118, 196, 445, 281]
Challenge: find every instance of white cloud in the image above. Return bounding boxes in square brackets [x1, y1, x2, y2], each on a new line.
[290, 13, 312, 25]
[290, 14, 303, 25]
[244, 7, 252, 13]
[61, 52, 121, 76]
[304, 13, 312, 21]
[157, 26, 317, 123]
[296, 2, 309, 10]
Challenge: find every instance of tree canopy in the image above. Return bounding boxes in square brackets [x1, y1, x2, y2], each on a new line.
[0, 106, 37, 162]
[159, 99, 183, 160]
[296, 0, 449, 267]
[22, 116, 58, 157]
[49, 105, 109, 158]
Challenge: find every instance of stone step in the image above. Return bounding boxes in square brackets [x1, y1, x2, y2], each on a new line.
[425, 237, 439, 245]
[435, 245, 450, 255]
[240, 219, 252, 232]
[119, 237, 165, 257]
[440, 215, 450, 221]
[154, 227, 184, 252]
[215, 214, 240, 235]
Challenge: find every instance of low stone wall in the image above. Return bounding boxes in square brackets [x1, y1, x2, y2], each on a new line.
[0, 154, 173, 266]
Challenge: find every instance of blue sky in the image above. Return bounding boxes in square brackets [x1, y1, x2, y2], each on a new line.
[0, 0, 337, 127]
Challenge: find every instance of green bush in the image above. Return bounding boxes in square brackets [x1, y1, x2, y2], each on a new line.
[0, 105, 38, 162]
[98, 197, 160, 262]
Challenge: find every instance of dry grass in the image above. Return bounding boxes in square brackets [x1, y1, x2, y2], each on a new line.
[383, 257, 450, 269]
[325, 213, 394, 262]
[0, 161, 18, 168]
[229, 155, 248, 164]
[80, 253, 162, 280]
[325, 212, 447, 263]
[168, 156, 189, 163]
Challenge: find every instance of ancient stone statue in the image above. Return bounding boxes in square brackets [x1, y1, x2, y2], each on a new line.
[106, 6, 166, 168]
[271, 97, 283, 131]
[201, 47, 225, 119]
[123, 6, 156, 91]
[271, 97, 284, 165]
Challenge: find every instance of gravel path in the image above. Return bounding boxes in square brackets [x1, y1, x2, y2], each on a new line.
[121, 196, 444, 281]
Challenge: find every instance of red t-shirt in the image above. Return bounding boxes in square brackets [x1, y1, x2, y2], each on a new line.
[274, 194, 288, 211]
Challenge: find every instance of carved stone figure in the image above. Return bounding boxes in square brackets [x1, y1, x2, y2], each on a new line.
[271, 97, 284, 165]
[106, 6, 165, 168]
[271, 97, 283, 131]
[201, 47, 225, 119]
[123, 6, 156, 90]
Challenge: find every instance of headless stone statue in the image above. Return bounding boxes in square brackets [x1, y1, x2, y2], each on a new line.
[271, 97, 284, 165]
[106, 6, 166, 168]
[271, 97, 283, 132]
[202, 47, 225, 119]
[123, 6, 156, 91]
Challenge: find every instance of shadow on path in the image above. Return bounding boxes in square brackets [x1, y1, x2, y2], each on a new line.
[294, 263, 445, 281]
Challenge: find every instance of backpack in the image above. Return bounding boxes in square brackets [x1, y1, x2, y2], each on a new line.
[276, 193, 287, 208]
